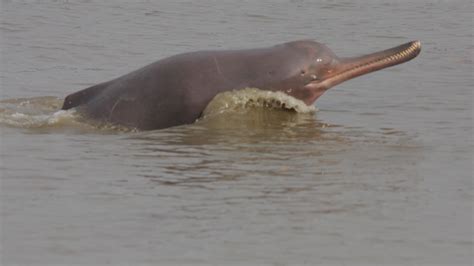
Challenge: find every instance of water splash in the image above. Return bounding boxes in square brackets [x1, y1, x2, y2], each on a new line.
[0, 96, 88, 130]
[0, 88, 317, 132]
[202, 87, 317, 118]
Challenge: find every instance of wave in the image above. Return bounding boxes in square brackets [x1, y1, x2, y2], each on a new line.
[0, 96, 106, 132]
[0, 88, 316, 132]
[202, 87, 316, 118]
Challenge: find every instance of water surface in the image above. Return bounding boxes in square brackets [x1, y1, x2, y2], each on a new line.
[1, 0, 472, 265]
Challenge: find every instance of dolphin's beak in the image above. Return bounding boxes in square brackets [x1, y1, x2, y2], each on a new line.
[320, 40, 421, 89]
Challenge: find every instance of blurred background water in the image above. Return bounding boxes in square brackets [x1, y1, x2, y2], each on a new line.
[1, 0, 472, 265]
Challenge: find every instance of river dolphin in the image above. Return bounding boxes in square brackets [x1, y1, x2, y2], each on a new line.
[62, 40, 421, 130]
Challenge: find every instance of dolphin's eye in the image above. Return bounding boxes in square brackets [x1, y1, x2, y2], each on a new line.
[316, 57, 331, 65]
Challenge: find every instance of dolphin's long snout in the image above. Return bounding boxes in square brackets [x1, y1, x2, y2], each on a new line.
[321, 41, 421, 88]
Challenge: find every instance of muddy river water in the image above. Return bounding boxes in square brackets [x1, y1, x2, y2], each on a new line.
[1, 1, 472, 265]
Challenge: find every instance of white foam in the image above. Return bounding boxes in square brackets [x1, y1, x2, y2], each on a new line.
[0, 109, 78, 128]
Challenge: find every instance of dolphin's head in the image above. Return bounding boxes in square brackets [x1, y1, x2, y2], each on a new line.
[277, 40, 421, 105]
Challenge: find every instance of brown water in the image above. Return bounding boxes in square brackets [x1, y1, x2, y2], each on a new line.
[1, 1, 472, 265]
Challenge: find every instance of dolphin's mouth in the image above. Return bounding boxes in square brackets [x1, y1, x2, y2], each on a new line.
[318, 40, 421, 89]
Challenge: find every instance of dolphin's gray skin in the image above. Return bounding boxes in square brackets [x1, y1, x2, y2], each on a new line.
[62, 40, 421, 130]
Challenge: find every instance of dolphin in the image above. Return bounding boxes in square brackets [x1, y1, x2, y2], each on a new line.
[62, 40, 421, 130]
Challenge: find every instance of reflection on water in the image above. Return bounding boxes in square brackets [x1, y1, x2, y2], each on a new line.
[127, 107, 345, 187]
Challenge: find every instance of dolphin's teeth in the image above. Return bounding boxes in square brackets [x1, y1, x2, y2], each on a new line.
[329, 41, 421, 85]
[406, 41, 421, 55]
[413, 40, 421, 49]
